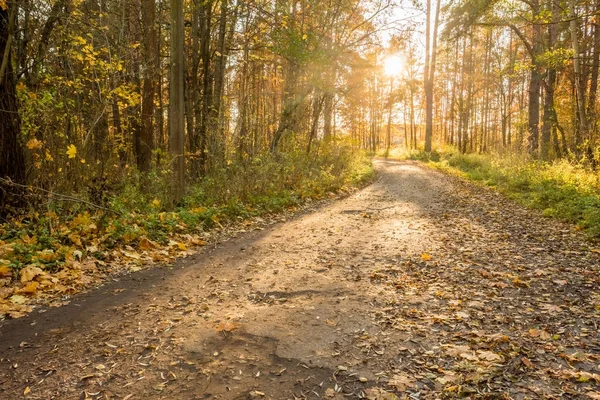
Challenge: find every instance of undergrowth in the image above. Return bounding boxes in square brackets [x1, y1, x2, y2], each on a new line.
[0, 145, 373, 273]
[385, 147, 600, 239]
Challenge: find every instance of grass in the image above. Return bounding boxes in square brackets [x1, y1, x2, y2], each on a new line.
[384, 147, 600, 239]
[0, 144, 374, 273]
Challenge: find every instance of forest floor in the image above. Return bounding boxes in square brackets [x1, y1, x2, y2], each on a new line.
[1, 159, 600, 400]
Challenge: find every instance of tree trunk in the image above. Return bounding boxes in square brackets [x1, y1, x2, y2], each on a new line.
[0, 5, 26, 214]
[198, 1, 212, 174]
[137, 0, 158, 173]
[569, 0, 587, 152]
[170, 0, 186, 202]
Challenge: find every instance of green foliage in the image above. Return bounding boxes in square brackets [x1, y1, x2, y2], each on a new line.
[0, 146, 373, 273]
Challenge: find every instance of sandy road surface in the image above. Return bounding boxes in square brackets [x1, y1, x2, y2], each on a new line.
[1, 160, 599, 399]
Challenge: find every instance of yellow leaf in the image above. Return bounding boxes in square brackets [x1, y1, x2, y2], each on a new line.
[0, 265, 12, 278]
[191, 237, 207, 246]
[215, 321, 237, 332]
[388, 373, 415, 391]
[302, 33, 308, 40]
[138, 237, 156, 251]
[10, 294, 27, 305]
[20, 266, 44, 283]
[66, 144, 77, 158]
[177, 242, 187, 251]
[151, 199, 161, 208]
[45, 149, 54, 161]
[36, 249, 58, 263]
[26, 138, 44, 150]
[23, 386, 31, 395]
[0, 0, 6, 11]
[421, 253, 432, 261]
[69, 233, 82, 247]
[19, 282, 39, 295]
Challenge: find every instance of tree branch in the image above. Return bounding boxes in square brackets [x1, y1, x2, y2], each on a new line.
[0, 177, 122, 216]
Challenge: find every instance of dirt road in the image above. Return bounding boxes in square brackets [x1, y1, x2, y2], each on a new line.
[1, 160, 599, 399]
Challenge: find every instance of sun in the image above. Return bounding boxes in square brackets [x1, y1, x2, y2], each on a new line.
[384, 55, 404, 76]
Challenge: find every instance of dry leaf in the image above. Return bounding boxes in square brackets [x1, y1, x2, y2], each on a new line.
[521, 357, 535, 368]
[9, 294, 27, 305]
[18, 282, 39, 295]
[138, 237, 156, 251]
[20, 266, 44, 283]
[387, 373, 415, 391]
[365, 388, 399, 400]
[215, 321, 238, 332]
[0, 265, 12, 278]
[476, 350, 502, 362]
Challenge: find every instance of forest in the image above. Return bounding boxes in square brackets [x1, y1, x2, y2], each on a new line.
[2, 0, 600, 207]
[1, 1, 600, 399]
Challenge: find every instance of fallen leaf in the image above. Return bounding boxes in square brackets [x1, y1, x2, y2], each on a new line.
[0, 265, 12, 278]
[521, 357, 534, 368]
[388, 373, 415, 391]
[138, 237, 156, 251]
[476, 350, 502, 362]
[529, 329, 551, 340]
[421, 253, 432, 261]
[18, 282, 39, 295]
[9, 294, 27, 305]
[20, 266, 44, 283]
[215, 321, 237, 332]
[365, 388, 399, 400]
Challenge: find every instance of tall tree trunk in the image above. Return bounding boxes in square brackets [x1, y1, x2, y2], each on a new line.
[137, 0, 158, 173]
[569, 0, 587, 152]
[170, 0, 185, 201]
[307, 94, 325, 154]
[541, 0, 558, 160]
[208, 0, 229, 165]
[198, 1, 212, 174]
[0, 5, 26, 214]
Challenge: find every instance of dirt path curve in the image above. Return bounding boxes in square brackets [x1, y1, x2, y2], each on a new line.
[1, 160, 600, 400]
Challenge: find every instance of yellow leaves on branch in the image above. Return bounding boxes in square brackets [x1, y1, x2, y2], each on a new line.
[26, 138, 44, 150]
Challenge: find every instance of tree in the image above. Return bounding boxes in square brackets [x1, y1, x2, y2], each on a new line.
[0, 3, 26, 214]
[424, 0, 441, 152]
[137, 0, 158, 173]
[170, 0, 185, 201]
